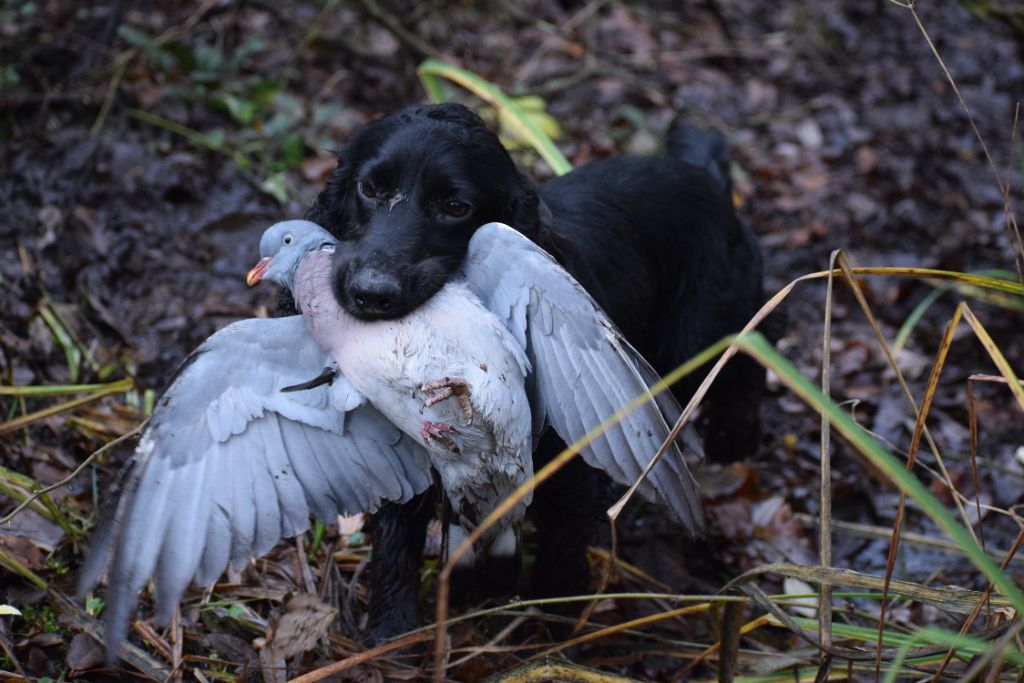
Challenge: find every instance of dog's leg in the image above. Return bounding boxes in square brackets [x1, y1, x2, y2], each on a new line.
[482, 527, 522, 598]
[701, 354, 765, 461]
[529, 429, 599, 600]
[364, 490, 435, 645]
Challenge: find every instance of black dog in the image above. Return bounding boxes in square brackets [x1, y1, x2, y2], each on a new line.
[306, 103, 765, 641]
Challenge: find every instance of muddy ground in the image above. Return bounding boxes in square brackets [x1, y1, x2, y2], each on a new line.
[1, 1, 1023, 680]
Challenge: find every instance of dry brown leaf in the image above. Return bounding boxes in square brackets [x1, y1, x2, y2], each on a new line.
[266, 594, 336, 661]
[66, 633, 104, 674]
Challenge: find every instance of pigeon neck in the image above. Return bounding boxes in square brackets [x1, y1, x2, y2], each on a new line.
[292, 250, 349, 347]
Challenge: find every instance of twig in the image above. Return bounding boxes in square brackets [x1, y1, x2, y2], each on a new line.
[572, 518, 617, 635]
[447, 612, 530, 669]
[90, 58, 127, 136]
[794, 514, 1024, 566]
[0, 377, 134, 434]
[897, 2, 1024, 280]
[534, 603, 709, 658]
[874, 298, 962, 679]
[819, 251, 837, 665]
[49, 590, 170, 679]
[0, 619, 30, 680]
[929, 527, 1024, 681]
[354, 0, 443, 59]
[0, 420, 145, 526]
[286, 630, 432, 683]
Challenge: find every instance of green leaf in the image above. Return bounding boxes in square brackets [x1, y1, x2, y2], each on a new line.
[0, 64, 20, 89]
[85, 596, 104, 617]
[215, 93, 255, 125]
[164, 41, 197, 73]
[228, 36, 266, 72]
[193, 43, 223, 76]
[202, 128, 226, 151]
[249, 79, 283, 107]
[277, 134, 306, 171]
[117, 25, 175, 71]
[260, 172, 289, 205]
[498, 96, 563, 151]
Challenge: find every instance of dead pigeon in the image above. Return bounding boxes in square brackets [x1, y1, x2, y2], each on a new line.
[82, 218, 704, 659]
[250, 220, 704, 549]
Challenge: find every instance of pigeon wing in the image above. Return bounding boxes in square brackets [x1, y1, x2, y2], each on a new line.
[459, 222, 705, 536]
[79, 315, 432, 652]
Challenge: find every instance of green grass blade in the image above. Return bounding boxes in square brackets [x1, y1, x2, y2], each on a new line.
[416, 58, 572, 176]
[37, 303, 82, 383]
[0, 377, 134, 434]
[0, 380, 134, 397]
[893, 284, 950, 354]
[736, 331, 1024, 616]
[0, 465, 64, 524]
[0, 547, 47, 590]
[840, 267, 1024, 296]
[785, 616, 1024, 664]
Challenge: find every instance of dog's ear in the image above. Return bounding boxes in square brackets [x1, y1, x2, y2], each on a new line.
[507, 167, 572, 265]
[304, 154, 351, 234]
[507, 169, 543, 239]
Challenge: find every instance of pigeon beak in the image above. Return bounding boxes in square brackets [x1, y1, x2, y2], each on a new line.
[246, 257, 271, 286]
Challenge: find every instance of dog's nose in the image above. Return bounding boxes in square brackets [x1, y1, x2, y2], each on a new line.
[349, 269, 402, 317]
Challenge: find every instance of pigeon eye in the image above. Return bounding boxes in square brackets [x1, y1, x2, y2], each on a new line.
[443, 200, 471, 218]
[283, 234, 293, 245]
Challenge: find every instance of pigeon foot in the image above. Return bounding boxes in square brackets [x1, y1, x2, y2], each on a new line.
[420, 376, 473, 424]
[421, 420, 460, 453]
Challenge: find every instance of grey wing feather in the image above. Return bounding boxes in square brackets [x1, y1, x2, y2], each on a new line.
[79, 315, 432, 654]
[461, 222, 705, 536]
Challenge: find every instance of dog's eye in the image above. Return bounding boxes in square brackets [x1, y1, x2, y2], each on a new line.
[442, 200, 471, 218]
[358, 180, 378, 199]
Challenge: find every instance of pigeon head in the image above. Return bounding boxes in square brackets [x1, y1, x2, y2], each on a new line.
[247, 220, 337, 290]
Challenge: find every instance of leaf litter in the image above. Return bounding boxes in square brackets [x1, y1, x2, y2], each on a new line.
[1, 0, 1023, 680]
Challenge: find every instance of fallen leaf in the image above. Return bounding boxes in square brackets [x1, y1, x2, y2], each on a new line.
[301, 156, 337, 183]
[783, 577, 818, 618]
[337, 513, 365, 536]
[266, 594, 336, 661]
[67, 633, 104, 673]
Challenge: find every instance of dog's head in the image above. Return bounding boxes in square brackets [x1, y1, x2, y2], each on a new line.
[307, 103, 544, 320]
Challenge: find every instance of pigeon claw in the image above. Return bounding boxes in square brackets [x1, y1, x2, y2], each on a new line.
[420, 376, 473, 425]
[421, 420, 460, 453]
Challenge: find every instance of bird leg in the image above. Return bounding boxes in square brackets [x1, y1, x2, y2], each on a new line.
[420, 421, 460, 453]
[420, 376, 473, 424]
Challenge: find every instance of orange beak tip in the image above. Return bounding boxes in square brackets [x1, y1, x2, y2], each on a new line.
[246, 257, 271, 287]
